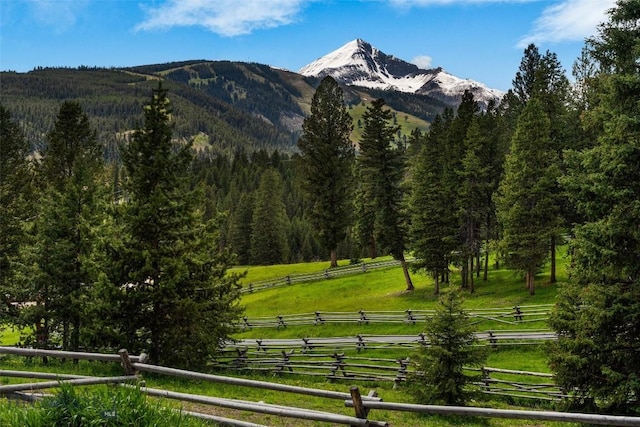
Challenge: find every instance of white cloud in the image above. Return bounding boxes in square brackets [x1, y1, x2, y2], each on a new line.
[27, 0, 87, 33]
[517, 0, 617, 47]
[135, 0, 309, 36]
[411, 55, 433, 69]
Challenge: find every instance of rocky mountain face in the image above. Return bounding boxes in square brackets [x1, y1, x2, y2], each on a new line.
[299, 39, 503, 109]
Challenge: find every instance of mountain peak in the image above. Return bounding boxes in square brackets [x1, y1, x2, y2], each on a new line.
[299, 39, 502, 108]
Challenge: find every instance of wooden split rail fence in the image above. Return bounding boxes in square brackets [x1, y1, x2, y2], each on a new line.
[240, 259, 410, 294]
[1, 346, 639, 426]
[238, 304, 552, 330]
[227, 330, 556, 354]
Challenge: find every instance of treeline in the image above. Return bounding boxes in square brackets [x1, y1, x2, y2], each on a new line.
[0, 65, 298, 156]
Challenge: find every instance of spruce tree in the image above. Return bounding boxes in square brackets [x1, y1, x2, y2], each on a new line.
[356, 98, 413, 291]
[456, 114, 494, 293]
[250, 168, 289, 265]
[297, 76, 355, 267]
[228, 192, 254, 265]
[496, 97, 561, 295]
[448, 92, 480, 289]
[116, 83, 242, 367]
[550, 0, 640, 413]
[409, 119, 452, 295]
[408, 290, 486, 405]
[0, 105, 32, 319]
[20, 101, 104, 351]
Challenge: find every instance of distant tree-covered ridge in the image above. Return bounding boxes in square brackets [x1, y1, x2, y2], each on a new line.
[0, 61, 443, 159]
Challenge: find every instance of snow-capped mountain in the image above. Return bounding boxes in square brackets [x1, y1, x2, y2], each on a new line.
[299, 39, 503, 108]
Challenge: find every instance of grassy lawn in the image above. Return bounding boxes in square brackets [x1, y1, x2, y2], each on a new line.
[0, 248, 580, 426]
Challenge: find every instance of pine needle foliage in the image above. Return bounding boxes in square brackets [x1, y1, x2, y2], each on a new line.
[408, 290, 487, 406]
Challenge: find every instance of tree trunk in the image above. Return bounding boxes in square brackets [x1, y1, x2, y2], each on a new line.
[330, 248, 338, 268]
[469, 257, 475, 294]
[433, 271, 440, 295]
[527, 270, 535, 295]
[400, 255, 414, 291]
[368, 235, 376, 259]
[483, 244, 489, 281]
[550, 235, 557, 283]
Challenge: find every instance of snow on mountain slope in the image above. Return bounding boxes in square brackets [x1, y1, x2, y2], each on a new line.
[299, 39, 503, 108]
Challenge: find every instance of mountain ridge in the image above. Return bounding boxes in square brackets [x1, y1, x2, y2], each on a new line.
[299, 39, 503, 108]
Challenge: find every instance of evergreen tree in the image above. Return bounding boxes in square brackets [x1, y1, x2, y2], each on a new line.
[496, 97, 561, 295]
[409, 119, 452, 295]
[512, 43, 542, 106]
[250, 168, 289, 265]
[297, 76, 355, 267]
[456, 114, 494, 293]
[0, 105, 32, 319]
[356, 98, 413, 291]
[228, 192, 254, 265]
[115, 83, 242, 367]
[20, 101, 104, 352]
[505, 45, 571, 284]
[408, 290, 486, 405]
[550, 0, 640, 413]
[448, 91, 480, 289]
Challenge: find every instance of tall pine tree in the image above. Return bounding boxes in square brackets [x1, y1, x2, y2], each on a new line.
[250, 168, 290, 265]
[0, 105, 32, 320]
[496, 97, 561, 295]
[21, 101, 104, 352]
[115, 83, 242, 367]
[550, 0, 640, 413]
[297, 76, 355, 267]
[356, 98, 413, 291]
[409, 120, 452, 295]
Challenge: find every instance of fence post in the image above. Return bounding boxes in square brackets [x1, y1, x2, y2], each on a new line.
[275, 350, 294, 375]
[350, 386, 369, 423]
[405, 309, 416, 324]
[513, 305, 523, 321]
[358, 310, 368, 325]
[481, 367, 491, 392]
[302, 337, 314, 353]
[118, 349, 135, 375]
[488, 330, 497, 348]
[394, 358, 409, 388]
[276, 315, 286, 330]
[418, 333, 427, 346]
[314, 311, 325, 326]
[242, 316, 251, 330]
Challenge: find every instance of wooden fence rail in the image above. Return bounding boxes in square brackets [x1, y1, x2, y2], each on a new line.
[240, 259, 410, 294]
[0, 346, 388, 426]
[343, 400, 640, 426]
[2, 346, 639, 426]
[227, 329, 556, 354]
[237, 304, 552, 329]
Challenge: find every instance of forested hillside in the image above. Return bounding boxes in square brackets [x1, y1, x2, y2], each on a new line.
[0, 61, 441, 158]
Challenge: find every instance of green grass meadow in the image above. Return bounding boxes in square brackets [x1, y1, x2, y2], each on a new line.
[0, 249, 581, 426]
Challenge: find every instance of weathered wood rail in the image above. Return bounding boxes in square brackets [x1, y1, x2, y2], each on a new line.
[2, 346, 639, 426]
[228, 329, 556, 353]
[240, 258, 411, 294]
[0, 346, 387, 426]
[211, 348, 567, 401]
[238, 304, 552, 329]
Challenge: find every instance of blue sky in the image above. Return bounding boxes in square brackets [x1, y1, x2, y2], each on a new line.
[0, 0, 616, 91]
